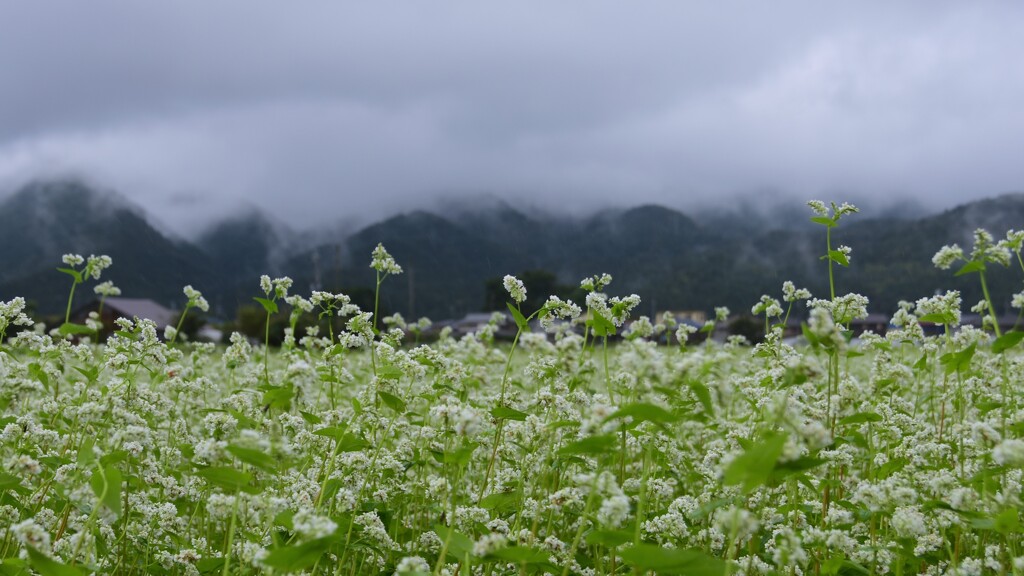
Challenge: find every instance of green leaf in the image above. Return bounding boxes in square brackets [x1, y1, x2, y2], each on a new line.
[194, 466, 258, 494]
[313, 428, 371, 452]
[433, 524, 475, 561]
[604, 402, 679, 429]
[262, 385, 294, 411]
[588, 309, 616, 338]
[828, 250, 850, 267]
[954, 260, 986, 276]
[769, 455, 827, 484]
[506, 302, 530, 332]
[689, 380, 714, 416]
[993, 331, 1024, 354]
[55, 267, 83, 283]
[940, 343, 976, 375]
[723, 431, 787, 493]
[89, 464, 122, 517]
[557, 434, 618, 457]
[253, 296, 279, 314]
[77, 438, 96, 468]
[28, 363, 50, 390]
[487, 545, 553, 565]
[299, 410, 322, 425]
[226, 445, 279, 473]
[0, 558, 28, 576]
[479, 491, 521, 515]
[72, 365, 99, 383]
[810, 216, 837, 228]
[445, 441, 478, 468]
[618, 544, 725, 575]
[262, 535, 337, 571]
[378, 390, 406, 413]
[26, 547, 84, 576]
[490, 406, 528, 421]
[917, 312, 955, 325]
[838, 412, 882, 426]
[585, 529, 633, 547]
[58, 322, 94, 336]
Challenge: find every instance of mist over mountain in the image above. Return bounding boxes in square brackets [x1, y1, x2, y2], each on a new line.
[1, 180, 1021, 325]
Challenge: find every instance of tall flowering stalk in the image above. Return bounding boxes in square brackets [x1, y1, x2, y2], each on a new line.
[56, 253, 112, 337]
[167, 285, 209, 345]
[369, 243, 403, 379]
[933, 229, 1012, 338]
[254, 275, 292, 383]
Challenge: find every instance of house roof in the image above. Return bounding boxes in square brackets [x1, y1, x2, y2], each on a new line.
[101, 297, 177, 328]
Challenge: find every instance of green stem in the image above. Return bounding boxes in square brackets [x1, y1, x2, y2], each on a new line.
[371, 273, 383, 379]
[64, 278, 79, 325]
[826, 226, 835, 300]
[979, 270, 1002, 337]
[221, 492, 239, 576]
[264, 309, 271, 383]
[170, 303, 191, 345]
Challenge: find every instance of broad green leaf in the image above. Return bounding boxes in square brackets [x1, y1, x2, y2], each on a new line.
[588, 310, 616, 338]
[26, 547, 83, 576]
[433, 524, 475, 561]
[490, 406, 528, 421]
[479, 491, 520, 515]
[378, 390, 406, 413]
[314, 428, 371, 452]
[618, 544, 725, 575]
[585, 529, 633, 547]
[226, 445, 279, 473]
[940, 343, 976, 375]
[723, 431, 787, 493]
[89, 464, 122, 517]
[810, 216, 836, 228]
[445, 441, 478, 468]
[77, 438, 96, 468]
[253, 296, 279, 314]
[0, 558, 28, 576]
[299, 410, 322, 425]
[58, 323, 94, 336]
[769, 455, 827, 484]
[487, 545, 552, 565]
[506, 302, 530, 332]
[917, 312, 955, 325]
[838, 412, 882, 426]
[377, 364, 404, 380]
[954, 260, 985, 276]
[262, 385, 294, 411]
[262, 535, 337, 570]
[28, 363, 50, 389]
[689, 380, 714, 416]
[194, 466, 258, 494]
[993, 331, 1024, 354]
[313, 426, 347, 440]
[828, 250, 850, 267]
[604, 402, 679, 428]
[55, 267, 83, 282]
[557, 434, 618, 457]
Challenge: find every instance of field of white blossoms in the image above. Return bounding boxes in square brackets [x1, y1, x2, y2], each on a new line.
[1, 201, 1024, 576]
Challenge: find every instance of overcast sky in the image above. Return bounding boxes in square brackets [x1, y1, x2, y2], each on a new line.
[1, 2, 1022, 235]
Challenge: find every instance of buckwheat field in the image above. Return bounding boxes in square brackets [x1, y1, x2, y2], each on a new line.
[2, 201, 1024, 576]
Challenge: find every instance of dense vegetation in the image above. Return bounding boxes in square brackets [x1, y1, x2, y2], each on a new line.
[0, 200, 1023, 575]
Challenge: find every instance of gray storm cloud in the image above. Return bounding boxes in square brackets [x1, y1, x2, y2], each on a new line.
[0, 1, 1022, 234]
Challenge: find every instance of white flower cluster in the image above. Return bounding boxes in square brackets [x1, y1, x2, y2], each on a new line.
[370, 243, 403, 275]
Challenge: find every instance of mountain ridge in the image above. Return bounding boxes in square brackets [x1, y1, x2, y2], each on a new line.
[1, 179, 1022, 323]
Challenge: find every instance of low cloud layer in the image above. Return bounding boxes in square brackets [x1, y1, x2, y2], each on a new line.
[1, 2, 1022, 234]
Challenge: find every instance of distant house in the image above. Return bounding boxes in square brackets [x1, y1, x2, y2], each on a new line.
[72, 297, 178, 336]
